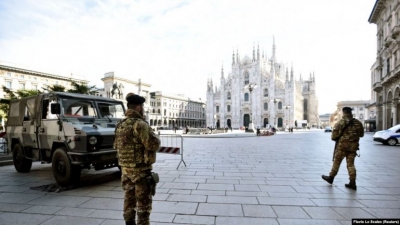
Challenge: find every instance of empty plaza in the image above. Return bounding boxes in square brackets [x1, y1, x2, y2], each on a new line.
[0, 130, 399, 225]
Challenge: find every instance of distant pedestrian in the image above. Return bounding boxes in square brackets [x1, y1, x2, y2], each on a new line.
[321, 107, 364, 190]
[256, 126, 260, 136]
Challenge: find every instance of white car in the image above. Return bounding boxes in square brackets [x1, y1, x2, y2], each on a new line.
[373, 124, 400, 146]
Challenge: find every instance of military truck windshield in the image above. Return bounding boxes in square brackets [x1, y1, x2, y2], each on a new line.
[62, 99, 97, 117]
[98, 102, 125, 119]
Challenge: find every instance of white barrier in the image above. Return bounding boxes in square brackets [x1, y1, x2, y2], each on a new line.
[157, 134, 186, 169]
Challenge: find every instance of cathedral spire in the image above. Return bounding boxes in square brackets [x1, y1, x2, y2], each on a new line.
[290, 64, 294, 81]
[221, 64, 224, 79]
[272, 36, 276, 62]
[236, 48, 240, 64]
[257, 43, 260, 61]
[232, 50, 235, 65]
[253, 43, 255, 61]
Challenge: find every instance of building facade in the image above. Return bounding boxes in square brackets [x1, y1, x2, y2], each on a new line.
[319, 113, 331, 128]
[0, 63, 88, 125]
[206, 40, 319, 129]
[330, 100, 376, 131]
[369, 0, 400, 130]
[97, 72, 206, 128]
[148, 92, 205, 129]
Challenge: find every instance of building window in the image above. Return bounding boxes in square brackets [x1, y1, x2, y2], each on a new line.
[7, 72, 11, 77]
[244, 72, 249, 85]
[359, 114, 363, 119]
[244, 93, 249, 101]
[32, 85, 38, 90]
[33, 77, 37, 81]
[19, 83, 25, 89]
[158, 109, 160, 114]
[20, 75, 24, 79]
[264, 102, 268, 110]
[227, 92, 231, 100]
[278, 102, 282, 110]
[227, 105, 231, 112]
[5, 81, 12, 88]
[387, 58, 391, 75]
[164, 109, 166, 116]
[216, 106, 219, 113]
[264, 88, 268, 97]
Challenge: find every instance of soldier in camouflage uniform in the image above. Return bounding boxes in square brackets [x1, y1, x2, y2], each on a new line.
[322, 107, 364, 190]
[114, 93, 160, 225]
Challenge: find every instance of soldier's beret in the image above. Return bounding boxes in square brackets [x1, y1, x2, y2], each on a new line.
[125, 92, 136, 100]
[126, 94, 145, 104]
[342, 107, 353, 111]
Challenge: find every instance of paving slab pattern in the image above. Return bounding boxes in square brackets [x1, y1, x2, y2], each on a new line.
[0, 131, 399, 225]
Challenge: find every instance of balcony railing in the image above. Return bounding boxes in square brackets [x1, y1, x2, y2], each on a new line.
[373, 82, 383, 92]
[392, 26, 400, 39]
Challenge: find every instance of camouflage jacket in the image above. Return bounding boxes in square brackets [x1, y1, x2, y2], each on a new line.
[114, 109, 160, 169]
[332, 115, 364, 152]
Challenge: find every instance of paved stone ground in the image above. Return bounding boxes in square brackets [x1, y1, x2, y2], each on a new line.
[0, 130, 399, 225]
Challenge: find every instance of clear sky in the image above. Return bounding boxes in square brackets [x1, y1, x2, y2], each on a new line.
[0, 0, 377, 114]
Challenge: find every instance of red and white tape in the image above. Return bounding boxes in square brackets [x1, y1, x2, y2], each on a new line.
[157, 146, 180, 154]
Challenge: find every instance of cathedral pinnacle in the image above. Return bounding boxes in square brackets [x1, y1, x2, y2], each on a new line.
[221, 64, 224, 79]
[253, 43, 255, 62]
[257, 43, 260, 61]
[272, 36, 276, 62]
[232, 50, 235, 65]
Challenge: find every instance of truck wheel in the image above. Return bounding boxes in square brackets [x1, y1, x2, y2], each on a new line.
[52, 148, 81, 186]
[13, 143, 32, 173]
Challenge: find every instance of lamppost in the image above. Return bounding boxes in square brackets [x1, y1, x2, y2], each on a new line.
[284, 105, 291, 130]
[244, 83, 257, 132]
[202, 103, 206, 128]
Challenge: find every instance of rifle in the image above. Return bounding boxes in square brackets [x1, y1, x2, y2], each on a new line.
[332, 119, 354, 161]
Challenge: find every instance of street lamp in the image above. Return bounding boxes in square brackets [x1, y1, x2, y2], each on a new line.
[244, 83, 257, 132]
[202, 103, 206, 128]
[284, 105, 291, 129]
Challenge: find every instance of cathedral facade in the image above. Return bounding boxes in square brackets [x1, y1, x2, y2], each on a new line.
[206, 40, 319, 130]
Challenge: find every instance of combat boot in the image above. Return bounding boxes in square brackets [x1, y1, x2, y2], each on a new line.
[126, 222, 135, 225]
[321, 175, 334, 184]
[345, 179, 357, 190]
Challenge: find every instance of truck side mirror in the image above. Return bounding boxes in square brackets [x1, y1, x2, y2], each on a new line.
[51, 103, 61, 114]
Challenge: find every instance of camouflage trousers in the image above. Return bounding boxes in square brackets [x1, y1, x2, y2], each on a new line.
[329, 149, 357, 180]
[122, 173, 152, 225]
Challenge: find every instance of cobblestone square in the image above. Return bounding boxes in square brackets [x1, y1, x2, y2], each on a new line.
[0, 130, 399, 225]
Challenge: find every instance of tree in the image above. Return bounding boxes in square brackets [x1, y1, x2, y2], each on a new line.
[0, 86, 41, 118]
[42, 84, 66, 92]
[67, 81, 98, 95]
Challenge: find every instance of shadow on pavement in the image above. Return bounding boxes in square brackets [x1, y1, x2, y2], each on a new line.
[30, 170, 121, 193]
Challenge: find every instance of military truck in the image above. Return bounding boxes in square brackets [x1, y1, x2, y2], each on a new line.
[5, 92, 125, 186]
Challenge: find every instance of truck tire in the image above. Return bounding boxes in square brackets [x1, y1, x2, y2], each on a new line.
[13, 143, 32, 173]
[52, 148, 81, 186]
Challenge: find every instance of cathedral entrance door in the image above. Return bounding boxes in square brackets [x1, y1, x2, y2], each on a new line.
[263, 118, 268, 128]
[243, 114, 250, 128]
[277, 118, 283, 127]
[227, 119, 231, 128]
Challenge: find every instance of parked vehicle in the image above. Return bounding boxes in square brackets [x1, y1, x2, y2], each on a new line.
[324, 126, 332, 132]
[5, 92, 125, 186]
[373, 124, 400, 146]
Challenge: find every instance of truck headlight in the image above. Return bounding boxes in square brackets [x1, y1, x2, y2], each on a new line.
[89, 136, 98, 145]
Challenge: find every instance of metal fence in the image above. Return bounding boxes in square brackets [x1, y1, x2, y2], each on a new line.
[158, 134, 186, 169]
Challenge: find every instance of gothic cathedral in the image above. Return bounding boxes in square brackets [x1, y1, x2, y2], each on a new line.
[206, 39, 319, 130]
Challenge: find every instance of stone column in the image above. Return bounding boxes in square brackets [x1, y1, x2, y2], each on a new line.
[393, 99, 398, 125]
[382, 104, 387, 129]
